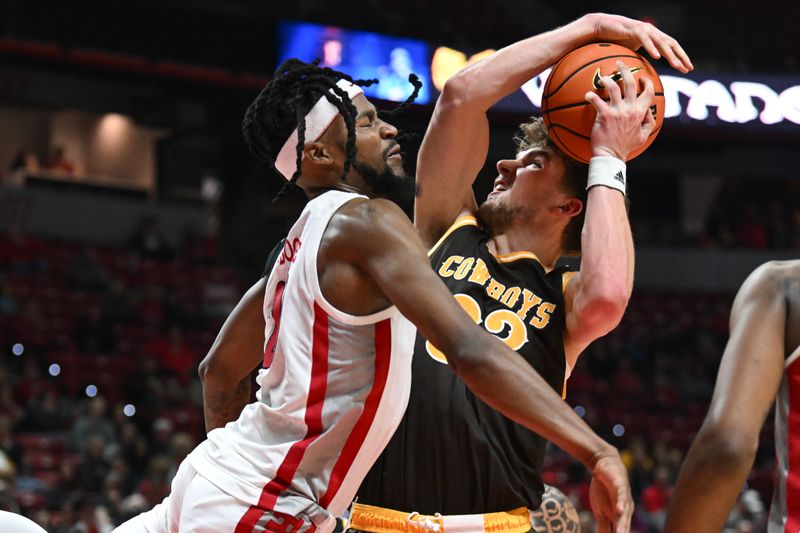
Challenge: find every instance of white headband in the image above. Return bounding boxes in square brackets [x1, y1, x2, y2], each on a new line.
[274, 79, 365, 180]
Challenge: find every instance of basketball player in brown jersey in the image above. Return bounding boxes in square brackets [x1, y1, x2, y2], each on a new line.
[665, 260, 800, 533]
[187, 59, 639, 532]
[355, 13, 691, 533]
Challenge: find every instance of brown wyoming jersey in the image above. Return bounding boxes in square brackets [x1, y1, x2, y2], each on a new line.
[357, 215, 575, 514]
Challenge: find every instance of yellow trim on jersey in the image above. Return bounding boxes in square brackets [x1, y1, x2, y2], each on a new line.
[427, 215, 479, 257]
[350, 503, 532, 533]
[562, 381, 567, 400]
[492, 250, 553, 273]
[561, 271, 577, 294]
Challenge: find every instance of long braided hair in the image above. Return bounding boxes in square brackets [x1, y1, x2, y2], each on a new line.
[242, 58, 422, 202]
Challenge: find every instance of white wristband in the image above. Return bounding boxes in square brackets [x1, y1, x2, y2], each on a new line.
[587, 156, 627, 195]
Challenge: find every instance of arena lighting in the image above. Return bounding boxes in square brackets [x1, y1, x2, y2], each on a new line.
[612, 424, 626, 437]
[516, 68, 800, 126]
[574, 405, 586, 417]
[11, 343, 23, 356]
[97, 113, 133, 145]
[48, 363, 61, 376]
[123, 404, 136, 417]
[85, 384, 98, 397]
[430, 46, 800, 127]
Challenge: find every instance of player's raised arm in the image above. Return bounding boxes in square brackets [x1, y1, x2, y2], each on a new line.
[332, 197, 633, 533]
[665, 262, 791, 533]
[198, 277, 266, 433]
[415, 13, 692, 248]
[562, 63, 653, 363]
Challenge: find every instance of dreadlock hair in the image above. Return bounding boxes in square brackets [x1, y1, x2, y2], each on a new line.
[242, 59, 423, 203]
[242, 58, 375, 202]
[514, 117, 588, 255]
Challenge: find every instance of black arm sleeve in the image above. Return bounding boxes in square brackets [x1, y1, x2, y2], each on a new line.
[262, 238, 286, 279]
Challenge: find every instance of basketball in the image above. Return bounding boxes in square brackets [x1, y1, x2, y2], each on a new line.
[541, 42, 665, 163]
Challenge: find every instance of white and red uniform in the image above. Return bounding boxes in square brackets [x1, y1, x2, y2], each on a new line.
[770, 345, 800, 533]
[116, 190, 415, 533]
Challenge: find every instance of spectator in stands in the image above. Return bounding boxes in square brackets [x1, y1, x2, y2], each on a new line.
[143, 326, 197, 382]
[117, 422, 149, 476]
[10, 301, 49, 352]
[43, 146, 75, 175]
[67, 247, 108, 292]
[136, 455, 170, 507]
[46, 461, 79, 510]
[0, 225, 47, 272]
[735, 204, 768, 249]
[77, 435, 110, 494]
[73, 303, 117, 354]
[620, 437, 655, 498]
[765, 200, 790, 249]
[0, 280, 17, 316]
[149, 418, 174, 453]
[100, 278, 135, 325]
[8, 147, 39, 174]
[0, 386, 24, 426]
[166, 432, 194, 481]
[128, 216, 173, 260]
[69, 397, 116, 453]
[639, 465, 673, 532]
[5, 147, 39, 187]
[19, 389, 70, 433]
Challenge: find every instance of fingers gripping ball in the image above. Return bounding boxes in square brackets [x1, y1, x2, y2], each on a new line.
[541, 43, 664, 163]
[530, 485, 581, 533]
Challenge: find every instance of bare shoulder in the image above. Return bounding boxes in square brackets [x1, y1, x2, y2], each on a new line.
[331, 197, 409, 231]
[322, 197, 417, 260]
[739, 260, 800, 300]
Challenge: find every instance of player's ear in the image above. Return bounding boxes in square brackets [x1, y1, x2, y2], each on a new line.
[303, 141, 335, 167]
[558, 198, 583, 218]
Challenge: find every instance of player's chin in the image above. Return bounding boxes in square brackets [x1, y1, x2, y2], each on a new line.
[385, 155, 405, 173]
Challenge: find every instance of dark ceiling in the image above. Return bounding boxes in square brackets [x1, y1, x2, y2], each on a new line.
[2, 0, 798, 76]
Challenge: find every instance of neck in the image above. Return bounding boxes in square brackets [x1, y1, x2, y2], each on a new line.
[487, 223, 564, 270]
[302, 173, 370, 200]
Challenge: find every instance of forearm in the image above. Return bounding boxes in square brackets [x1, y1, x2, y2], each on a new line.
[579, 186, 633, 306]
[665, 431, 756, 533]
[202, 375, 251, 433]
[453, 334, 614, 468]
[446, 16, 595, 111]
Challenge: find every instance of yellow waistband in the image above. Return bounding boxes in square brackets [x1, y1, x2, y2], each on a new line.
[349, 503, 531, 533]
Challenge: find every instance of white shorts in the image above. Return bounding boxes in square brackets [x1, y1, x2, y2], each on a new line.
[112, 459, 322, 533]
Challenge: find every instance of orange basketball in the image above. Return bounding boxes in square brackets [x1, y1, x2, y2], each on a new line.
[541, 43, 664, 163]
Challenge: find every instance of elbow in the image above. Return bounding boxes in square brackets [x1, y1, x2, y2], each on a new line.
[198, 355, 211, 383]
[579, 290, 629, 330]
[439, 75, 482, 110]
[444, 332, 492, 378]
[692, 422, 758, 471]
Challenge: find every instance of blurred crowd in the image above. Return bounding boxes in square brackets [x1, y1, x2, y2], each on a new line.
[634, 178, 800, 251]
[0, 221, 241, 532]
[0, 221, 775, 532]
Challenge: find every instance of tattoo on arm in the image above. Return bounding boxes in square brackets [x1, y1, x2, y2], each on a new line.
[530, 485, 581, 532]
[203, 376, 251, 433]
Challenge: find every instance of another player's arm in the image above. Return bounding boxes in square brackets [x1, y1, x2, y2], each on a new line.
[415, 13, 692, 247]
[664, 262, 789, 533]
[334, 199, 632, 533]
[563, 65, 651, 363]
[198, 277, 266, 433]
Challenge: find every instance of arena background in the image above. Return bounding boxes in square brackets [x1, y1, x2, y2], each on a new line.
[0, 1, 798, 531]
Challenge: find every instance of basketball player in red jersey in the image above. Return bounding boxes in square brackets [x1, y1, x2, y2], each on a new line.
[115, 59, 635, 532]
[665, 261, 800, 533]
[355, 13, 692, 533]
